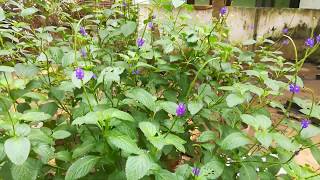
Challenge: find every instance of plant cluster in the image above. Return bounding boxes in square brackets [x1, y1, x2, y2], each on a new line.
[0, 0, 320, 179]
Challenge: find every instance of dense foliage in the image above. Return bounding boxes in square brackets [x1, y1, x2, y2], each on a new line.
[0, 0, 320, 179]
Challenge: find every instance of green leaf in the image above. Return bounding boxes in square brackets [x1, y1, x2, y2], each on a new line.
[226, 94, 245, 107]
[255, 131, 272, 148]
[188, 101, 203, 115]
[20, 112, 51, 122]
[240, 114, 271, 130]
[11, 158, 41, 180]
[72, 140, 96, 159]
[72, 111, 100, 126]
[125, 88, 157, 112]
[125, 153, 154, 180]
[120, 21, 137, 37]
[197, 131, 216, 142]
[300, 125, 320, 139]
[239, 164, 258, 180]
[14, 64, 39, 78]
[62, 51, 77, 67]
[33, 144, 54, 163]
[108, 134, 142, 154]
[172, 0, 185, 8]
[4, 137, 30, 165]
[273, 133, 299, 152]
[20, 7, 38, 17]
[164, 134, 186, 153]
[220, 132, 251, 150]
[255, 115, 272, 129]
[97, 67, 124, 84]
[200, 160, 224, 179]
[155, 169, 178, 180]
[0, 143, 6, 161]
[55, 150, 72, 162]
[52, 130, 71, 139]
[0, 66, 14, 72]
[139, 121, 158, 137]
[71, 70, 93, 88]
[65, 155, 100, 180]
[104, 108, 135, 122]
[15, 124, 31, 137]
[0, 7, 5, 21]
[28, 129, 53, 144]
[159, 101, 177, 115]
[310, 146, 320, 165]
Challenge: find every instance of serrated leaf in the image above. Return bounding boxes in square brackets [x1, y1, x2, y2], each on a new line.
[139, 121, 158, 137]
[11, 158, 41, 180]
[220, 132, 251, 150]
[4, 137, 30, 165]
[125, 154, 154, 180]
[52, 130, 71, 139]
[188, 101, 203, 115]
[20, 112, 51, 122]
[164, 134, 186, 153]
[65, 156, 100, 180]
[108, 134, 142, 154]
[125, 88, 157, 112]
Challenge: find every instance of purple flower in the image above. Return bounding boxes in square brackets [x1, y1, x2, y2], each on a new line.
[301, 119, 311, 129]
[176, 103, 186, 117]
[282, 39, 289, 45]
[131, 69, 140, 75]
[192, 167, 200, 176]
[148, 22, 153, 29]
[289, 84, 300, 93]
[136, 38, 145, 47]
[79, 27, 87, 36]
[305, 38, 315, 48]
[316, 34, 320, 43]
[92, 74, 97, 79]
[80, 48, 87, 57]
[75, 67, 85, 80]
[282, 28, 289, 34]
[220, 6, 228, 16]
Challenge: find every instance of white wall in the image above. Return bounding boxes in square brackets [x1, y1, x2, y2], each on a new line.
[300, 0, 320, 9]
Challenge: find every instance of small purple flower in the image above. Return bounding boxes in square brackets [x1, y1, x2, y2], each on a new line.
[316, 34, 320, 43]
[220, 6, 228, 16]
[192, 167, 200, 176]
[148, 22, 153, 29]
[80, 48, 87, 57]
[301, 119, 311, 129]
[305, 38, 315, 48]
[282, 39, 289, 45]
[136, 38, 145, 47]
[289, 84, 300, 93]
[282, 28, 289, 34]
[79, 27, 87, 36]
[92, 74, 97, 79]
[131, 69, 140, 75]
[75, 67, 85, 80]
[176, 103, 186, 117]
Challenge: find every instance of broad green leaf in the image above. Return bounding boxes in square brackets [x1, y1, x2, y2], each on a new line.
[310, 146, 320, 165]
[239, 164, 258, 180]
[197, 131, 216, 142]
[120, 21, 137, 37]
[52, 130, 71, 139]
[55, 150, 72, 162]
[71, 70, 93, 88]
[300, 125, 320, 139]
[188, 101, 203, 115]
[164, 134, 186, 153]
[33, 144, 54, 163]
[159, 101, 177, 115]
[255, 115, 272, 129]
[28, 129, 53, 144]
[20, 7, 38, 17]
[72, 111, 100, 126]
[220, 132, 251, 150]
[0, 66, 14, 72]
[139, 121, 158, 137]
[65, 155, 100, 180]
[273, 133, 299, 152]
[62, 51, 77, 67]
[200, 160, 224, 179]
[240, 114, 257, 128]
[285, 75, 304, 88]
[125, 88, 157, 112]
[97, 67, 124, 84]
[104, 108, 135, 122]
[172, 0, 185, 8]
[108, 134, 142, 154]
[11, 158, 41, 180]
[15, 124, 31, 137]
[4, 137, 30, 165]
[255, 131, 272, 148]
[72, 140, 96, 159]
[14, 64, 39, 78]
[20, 112, 51, 122]
[125, 153, 154, 180]
[155, 169, 178, 180]
[0, 7, 5, 21]
[226, 94, 245, 107]
[242, 39, 256, 46]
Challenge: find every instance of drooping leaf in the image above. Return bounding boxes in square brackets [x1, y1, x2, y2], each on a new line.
[4, 137, 31, 165]
[65, 155, 100, 180]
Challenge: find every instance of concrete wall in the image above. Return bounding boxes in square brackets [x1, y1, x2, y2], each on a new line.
[300, 0, 320, 9]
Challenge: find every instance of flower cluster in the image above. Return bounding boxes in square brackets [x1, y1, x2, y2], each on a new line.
[289, 84, 300, 93]
[176, 103, 186, 117]
[79, 27, 87, 36]
[301, 119, 311, 129]
[75, 67, 84, 80]
[192, 167, 200, 176]
[305, 34, 320, 48]
[136, 38, 145, 47]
